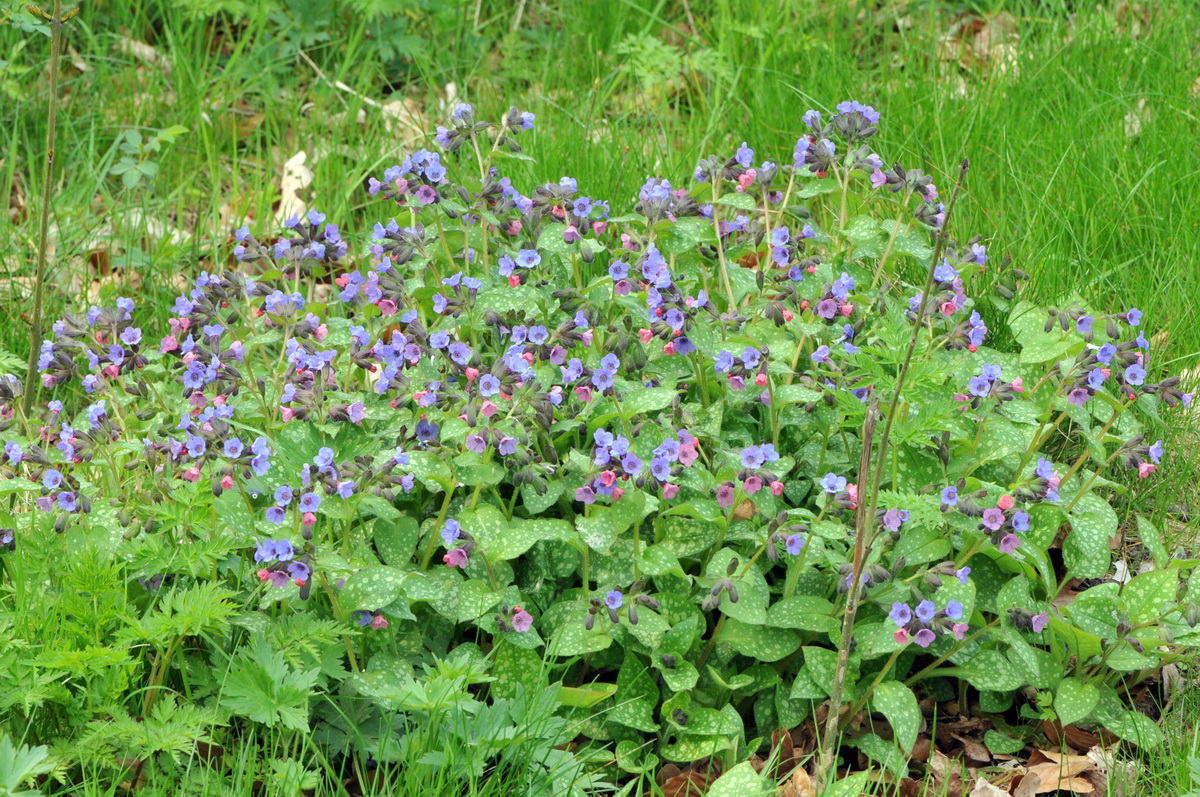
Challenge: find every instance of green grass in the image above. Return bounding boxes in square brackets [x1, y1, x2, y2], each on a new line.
[2, 0, 1199, 794]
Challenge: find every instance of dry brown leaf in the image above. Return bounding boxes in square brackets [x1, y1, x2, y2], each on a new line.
[968, 777, 1009, 797]
[732, 498, 757, 521]
[380, 97, 427, 143]
[953, 733, 991, 765]
[790, 767, 814, 797]
[113, 35, 170, 74]
[274, 151, 313, 225]
[1124, 97, 1149, 139]
[1014, 763, 1094, 796]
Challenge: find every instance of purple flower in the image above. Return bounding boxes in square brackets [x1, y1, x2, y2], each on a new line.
[480, 374, 501, 397]
[785, 534, 805, 555]
[735, 141, 754, 168]
[811, 345, 831, 364]
[466, 434, 486, 453]
[299, 492, 321, 512]
[1124, 364, 1146, 386]
[819, 473, 847, 494]
[42, 469, 63, 489]
[1097, 343, 1117, 364]
[968, 375, 992, 398]
[512, 608, 534, 632]
[224, 438, 244, 458]
[889, 603, 912, 627]
[981, 508, 1005, 531]
[915, 600, 936, 623]
[4, 441, 22, 463]
[57, 491, 77, 512]
[347, 401, 365, 424]
[1148, 440, 1164, 464]
[998, 534, 1020, 554]
[1067, 388, 1090, 406]
[516, 249, 541, 269]
[1031, 612, 1049, 633]
[913, 629, 936, 648]
[954, 567, 971, 584]
[441, 518, 461, 546]
[941, 486, 958, 507]
[1125, 307, 1142, 327]
[933, 261, 958, 282]
[1077, 315, 1094, 335]
[945, 601, 964, 621]
[1011, 511, 1030, 532]
[314, 448, 335, 468]
[287, 561, 311, 582]
[498, 436, 518, 456]
[740, 446, 765, 469]
[336, 481, 356, 499]
[265, 507, 286, 525]
[605, 590, 624, 610]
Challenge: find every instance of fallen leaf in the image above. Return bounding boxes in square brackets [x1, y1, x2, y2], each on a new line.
[274, 151, 313, 225]
[968, 776, 1009, 797]
[1124, 97, 1148, 139]
[113, 34, 170, 74]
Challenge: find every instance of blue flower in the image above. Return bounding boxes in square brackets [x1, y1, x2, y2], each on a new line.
[785, 534, 805, 556]
[888, 602, 912, 627]
[915, 600, 936, 622]
[941, 486, 958, 507]
[820, 473, 847, 494]
[605, 590, 623, 610]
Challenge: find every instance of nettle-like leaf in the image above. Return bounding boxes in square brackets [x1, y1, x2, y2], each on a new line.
[221, 635, 320, 732]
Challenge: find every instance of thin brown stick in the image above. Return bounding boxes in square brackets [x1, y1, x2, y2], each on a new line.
[23, 0, 69, 415]
[813, 159, 970, 790]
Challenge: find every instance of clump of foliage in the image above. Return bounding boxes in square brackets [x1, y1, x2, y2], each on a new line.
[0, 98, 1193, 792]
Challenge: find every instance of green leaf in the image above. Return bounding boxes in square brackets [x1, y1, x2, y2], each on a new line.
[0, 478, 40, 496]
[706, 762, 773, 797]
[340, 566, 408, 611]
[878, 219, 933, 261]
[1123, 570, 1177, 625]
[767, 596, 837, 633]
[871, 681, 920, 755]
[794, 178, 840, 199]
[575, 491, 646, 554]
[843, 215, 887, 259]
[491, 641, 544, 700]
[718, 619, 800, 662]
[984, 730, 1025, 754]
[851, 733, 909, 778]
[536, 223, 575, 255]
[1065, 492, 1118, 579]
[456, 579, 503, 622]
[608, 652, 659, 733]
[373, 516, 418, 566]
[941, 650, 1024, 692]
[712, 193, 759, 211]
[221, 635, 319, 732]
[658, 216, 715, 255]
[521, 480, 565, 516]
[557, 683, 617, 708]
[1094, 685, 1161, 746]
[547, 602, 613, 656]
[1055, 678, 1099, 727]
[1135, 515, 1168, 568]
[620, 387, 677, 416]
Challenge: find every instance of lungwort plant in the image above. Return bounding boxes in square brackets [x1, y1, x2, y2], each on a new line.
[1, 99, 1194, 791]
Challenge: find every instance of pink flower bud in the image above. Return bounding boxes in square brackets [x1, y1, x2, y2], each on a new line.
[335, 274, 349, 288]
[782, 309, 795, 322]
[377, 300, 398, 316]
[481, 399, 499, 418]
[574, 385, 593, 403]
[612, 487, 625, 501]
[599, 471, 617, 487]
[302, 512, 316, 526]
[998, 495, 1014, 510]
[370, 613, 389, 630]
[754, 373, 768, 387]
[1011, 377, 1024, 392]
[464, 367, 479, 382]
[770, 481, 784, 496]
[662, 341, 676, 355]
[839, 304, 854, 317]
[221, 474, 234, 490]
[638, 328, 653, 343]
[663, 483, 680, 499]
[315, 324, 328, 342]
[1139, 462, 1156, 478]
[182, 467, 201, 482]
[939, 302, 957, 317]
[743, 476, 764, 495]
[894, 628, 910, 645]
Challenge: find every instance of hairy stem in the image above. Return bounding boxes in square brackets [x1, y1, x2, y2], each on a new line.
[23, 0, 68, 415]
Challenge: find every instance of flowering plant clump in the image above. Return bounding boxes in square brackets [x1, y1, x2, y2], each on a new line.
[0, 99, 1192, 783]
